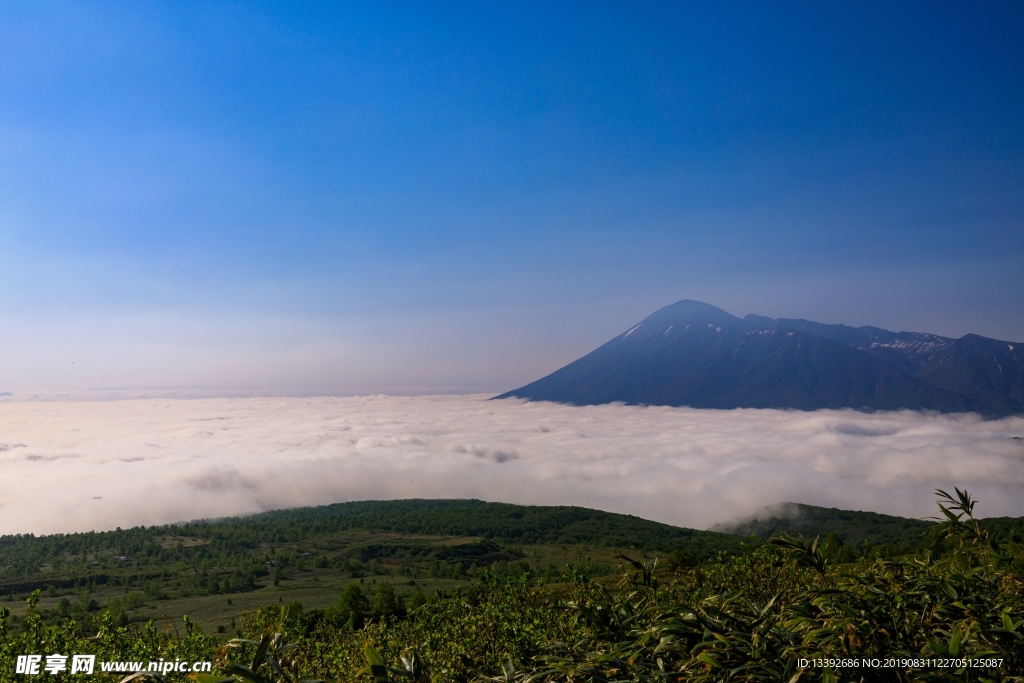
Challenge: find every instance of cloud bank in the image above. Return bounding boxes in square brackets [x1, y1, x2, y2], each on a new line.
[1, 395, 1023, 536]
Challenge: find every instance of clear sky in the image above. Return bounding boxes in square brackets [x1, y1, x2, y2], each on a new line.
[1, 2, 1022, 396]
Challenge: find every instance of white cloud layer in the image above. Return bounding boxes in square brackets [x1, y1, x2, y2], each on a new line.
[1, 395, 1023, 536]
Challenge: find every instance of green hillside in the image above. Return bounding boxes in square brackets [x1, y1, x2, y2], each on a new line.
[235, 498, 745, 555]
[712, 503, 935, 548]
[0, 498, 744, 584]
[713, 502, 1024, 549]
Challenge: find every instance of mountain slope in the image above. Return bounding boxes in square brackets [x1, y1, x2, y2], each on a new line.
[497, 300, 1022, 414]
[740, 314, 1024, 410]
[497, 300, 985, 412]
[916, 334, 1024, 412]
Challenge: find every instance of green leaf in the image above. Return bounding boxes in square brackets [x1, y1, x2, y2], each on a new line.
[697, 652, 722, 668]
[250, 632, 273, 672]
[224, 663, 266, 683]
[364, 642, 386, 667]
[363, 643, 389, 682]
[265, 654, 292, 683]
[1002, 613, 1016, 632]
[357, 664, 391, 682]
[118, 675, 168, 683]
[949, 624, 963, 656]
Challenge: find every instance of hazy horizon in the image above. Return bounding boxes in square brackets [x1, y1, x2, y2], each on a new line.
[2, 297, 1023, 400]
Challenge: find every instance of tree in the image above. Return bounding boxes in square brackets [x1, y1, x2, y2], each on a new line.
[372, 581, 406, 620]
[328, 582, 370, 627]
[408, 590, 427, 611]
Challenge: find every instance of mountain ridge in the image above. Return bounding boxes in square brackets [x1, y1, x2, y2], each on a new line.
[496, 300, 1024, 414]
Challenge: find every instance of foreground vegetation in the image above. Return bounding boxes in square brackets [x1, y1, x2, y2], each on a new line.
[2, 490, 1023, 681]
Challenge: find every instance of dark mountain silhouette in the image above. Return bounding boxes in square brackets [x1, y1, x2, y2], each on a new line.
[496, 300, 1023, 414]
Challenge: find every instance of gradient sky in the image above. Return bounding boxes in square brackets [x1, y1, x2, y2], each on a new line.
[1, 2, 1022, 396]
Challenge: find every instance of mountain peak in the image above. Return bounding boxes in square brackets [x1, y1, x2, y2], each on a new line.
[636, 299, 742, 330]
[496, 301, 1023, 414]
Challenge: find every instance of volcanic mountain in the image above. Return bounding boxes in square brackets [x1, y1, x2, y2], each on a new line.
[495, 300, 1024, 414]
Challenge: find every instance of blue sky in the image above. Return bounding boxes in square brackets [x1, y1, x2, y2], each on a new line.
[1, 2, 1022, 395]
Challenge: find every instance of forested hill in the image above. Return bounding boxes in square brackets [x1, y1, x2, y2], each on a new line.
[712, 504, 935, 548]
[713, 502, 1024, 550]
[236, 499, 740, 555]
[0, 499, 745, 577]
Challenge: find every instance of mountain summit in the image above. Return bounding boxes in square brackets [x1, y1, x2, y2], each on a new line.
[495, 300, 1024, 414]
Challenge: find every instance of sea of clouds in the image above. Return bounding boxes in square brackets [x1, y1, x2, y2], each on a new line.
[1, 395, 1023, 536]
